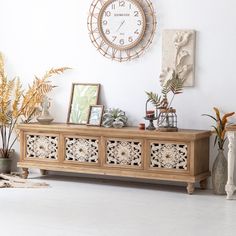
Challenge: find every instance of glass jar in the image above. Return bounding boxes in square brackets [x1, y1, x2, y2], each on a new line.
[158, 107, 177, 131]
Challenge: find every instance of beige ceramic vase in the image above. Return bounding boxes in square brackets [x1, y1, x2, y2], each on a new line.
[212, 149, 228, 195]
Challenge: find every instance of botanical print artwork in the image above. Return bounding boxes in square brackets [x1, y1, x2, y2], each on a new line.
[89, 107, 101, 125]
[88, 106, 103, 126]
[68, 84, 100, 124]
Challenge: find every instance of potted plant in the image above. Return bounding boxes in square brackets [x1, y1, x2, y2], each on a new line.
[203, 107, 235, 194]
[146, 31, 193, 130]
[0, 53, 70, 173]
[102, 108, 128, 128]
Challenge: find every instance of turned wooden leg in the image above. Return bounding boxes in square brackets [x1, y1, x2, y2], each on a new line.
[200, 179, 208, 190]
[22, 168, 29, 179]
[40, 169, 47, 176]
[226, 132, 236, 199]
[187, 183, 195, 194]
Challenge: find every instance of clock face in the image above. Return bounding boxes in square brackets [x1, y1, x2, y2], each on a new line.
[98, 0, 146, 50]
[88, 0, 156, 62]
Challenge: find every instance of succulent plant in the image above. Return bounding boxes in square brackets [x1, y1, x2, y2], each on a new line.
[102, 108, 128, 128]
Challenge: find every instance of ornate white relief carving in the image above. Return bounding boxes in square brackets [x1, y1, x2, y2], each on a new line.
[150, 143, 188, 170]
[65, 137, 99, 163]
[26, 135, 58, 160]
[162, 29, 196, 86]
[106, 140, 142, 166]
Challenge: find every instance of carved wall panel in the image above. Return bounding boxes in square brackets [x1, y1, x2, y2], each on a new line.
[65, 137, 99, 163]
[26, 135, 58, 160]
[162, 29, 196, 87]
[106, 140, 142, 166]
[150, 143, 188, 170]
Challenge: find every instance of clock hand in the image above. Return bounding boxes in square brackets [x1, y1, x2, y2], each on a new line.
[116, 20, 125, 32]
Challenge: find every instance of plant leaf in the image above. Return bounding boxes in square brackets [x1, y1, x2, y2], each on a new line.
[202, 114, 217, 122]
[145, 91, 162, 108]
[169, 75, 185, 95]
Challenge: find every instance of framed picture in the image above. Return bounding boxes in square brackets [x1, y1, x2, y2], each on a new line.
[87, 105, 104, 126]
[67, 83, 100, 124]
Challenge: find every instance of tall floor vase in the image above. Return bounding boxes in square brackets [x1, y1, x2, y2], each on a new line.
[212, 149, 228, 195]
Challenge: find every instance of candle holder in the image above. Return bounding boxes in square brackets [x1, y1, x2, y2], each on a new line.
[144, 99, 158, 130]
[144, 116, 158, 130]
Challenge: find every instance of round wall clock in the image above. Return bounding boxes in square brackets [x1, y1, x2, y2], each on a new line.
[87, 0, 157, 62]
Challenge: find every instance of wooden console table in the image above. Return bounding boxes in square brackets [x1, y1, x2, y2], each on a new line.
[225, 125, 236, 199]
[17, 123, 211, 194]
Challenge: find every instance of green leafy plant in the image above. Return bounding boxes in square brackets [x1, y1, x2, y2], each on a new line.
[0, 53, 70, 158]
[146, 71, 185, 111]
[203, 107, 235, 150]
[146, 31, 193, 112]
[102, 108, 128, 128]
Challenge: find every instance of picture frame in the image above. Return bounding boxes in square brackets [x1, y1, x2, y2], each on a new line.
[87, 105, 104, 126]
[67, 83, 100, 124]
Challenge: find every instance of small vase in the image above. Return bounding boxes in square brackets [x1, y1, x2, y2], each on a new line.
[212, 149, 228, 195]
[37, 96, 54, 125]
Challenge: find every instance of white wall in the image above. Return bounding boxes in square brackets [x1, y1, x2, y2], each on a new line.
[1, 0, 236, 183]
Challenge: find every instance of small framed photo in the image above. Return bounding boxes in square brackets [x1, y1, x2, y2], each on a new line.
[87, 105, 104, 126]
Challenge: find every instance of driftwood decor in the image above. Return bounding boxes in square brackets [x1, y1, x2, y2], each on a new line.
[0, 174, 49, 188]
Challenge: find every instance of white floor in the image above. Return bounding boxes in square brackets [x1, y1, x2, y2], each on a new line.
[1, 174, 236, 236]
